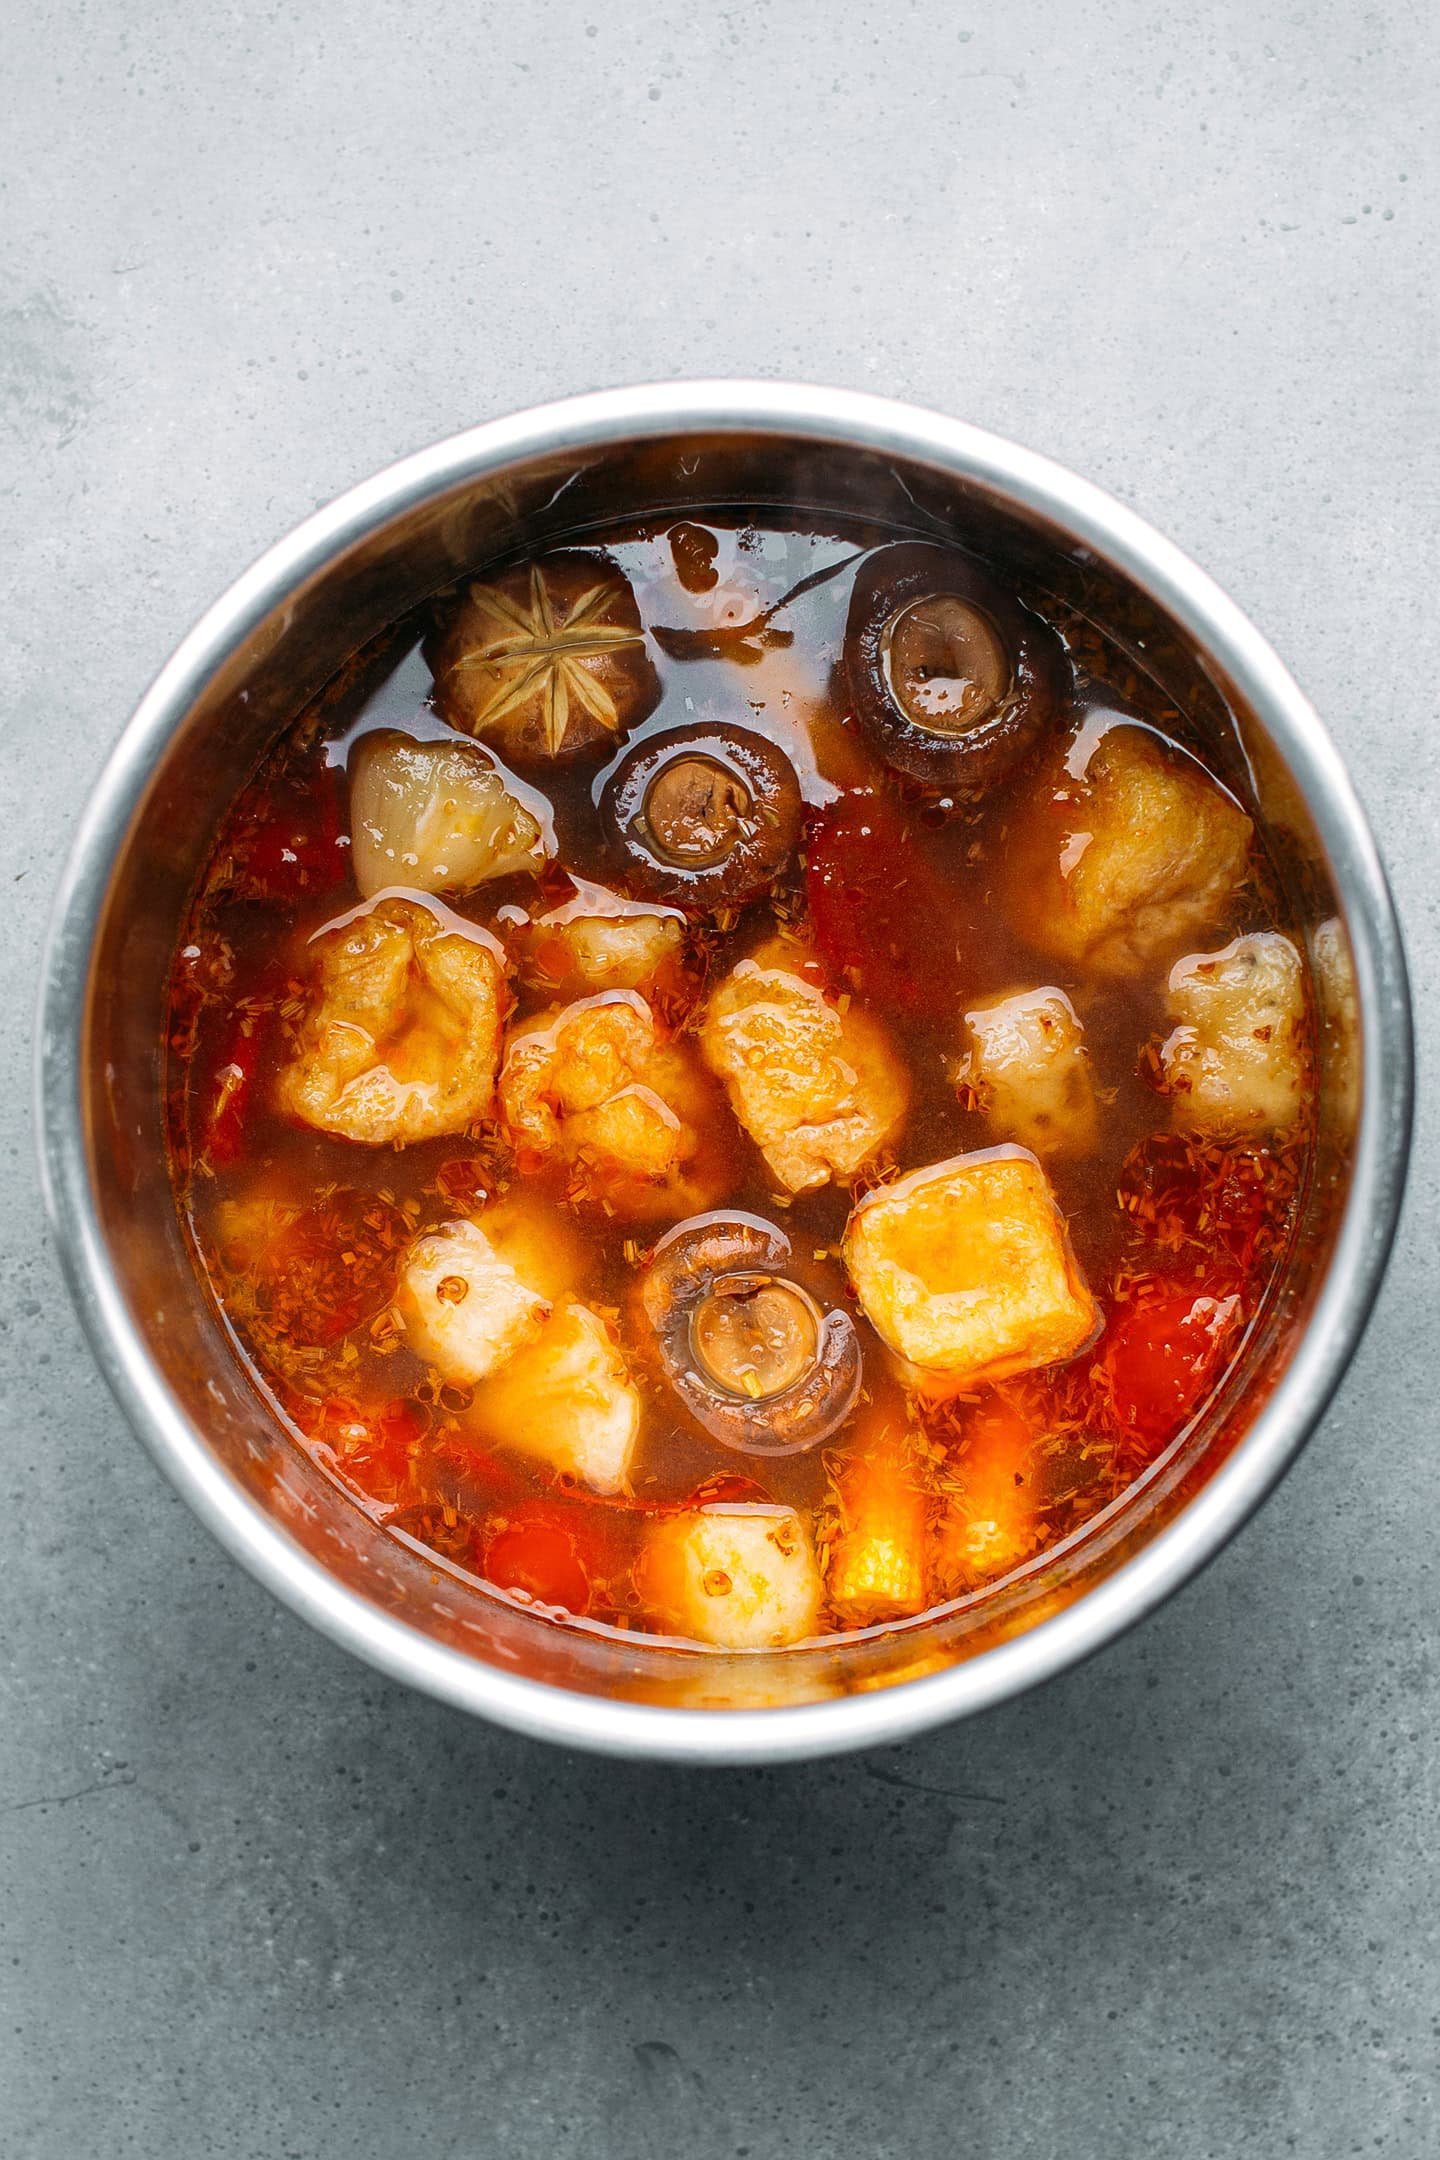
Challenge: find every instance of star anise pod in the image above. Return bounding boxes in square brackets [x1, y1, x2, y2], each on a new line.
[428, 552, 660, 765]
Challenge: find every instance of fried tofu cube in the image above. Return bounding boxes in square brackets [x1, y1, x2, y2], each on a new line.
[960, 986, 1099, 1159]
[397, 1216, 550, 1385]
[499, 990, 722, 1218]
[843, 1147, 1098, 1389]
[472, 1299, 640, 1495]
[276, 896, 509, 1146]
[700, 939, 909, 1193]
[825, 1421, 930, 1626]
[1160, 931, 1308, 1137]
[639, 1504, 823, 1649]
[1010, 722, 1253, 977]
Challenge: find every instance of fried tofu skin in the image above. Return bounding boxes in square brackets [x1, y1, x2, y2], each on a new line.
[639, 1504, 823, 1649]
[498, 990, 723, 1219]
[824, 1420, 931, 1626]
[843, 1147, 1099, 1392]
[959, 986, 1099, 1160]
[700, 940, 909, 1194]
[1158, 932, 1307, 1140]
[396, 1217, 549, 1386]
[471, 1300, 641, 1496]
[1009, 721, 1253, 978]
[348, 730, 550, 899]
[275, 896, 509, 1146]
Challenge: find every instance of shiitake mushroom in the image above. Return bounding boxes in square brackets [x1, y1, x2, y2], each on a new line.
[844, 543, 1068, 789]
[427, 552, 661, 767]
[600, 723, 803, 908]
[641, 1213, 861, 1456]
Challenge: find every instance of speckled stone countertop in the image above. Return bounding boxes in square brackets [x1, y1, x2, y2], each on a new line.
[4, 4, 1436, 2154]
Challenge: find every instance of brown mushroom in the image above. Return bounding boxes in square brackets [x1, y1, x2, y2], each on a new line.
[640, 1213, 862, 1455]
[600, 723, 803, 908]
[427, 552, 660, 766]
[844, 543, 1068, 789]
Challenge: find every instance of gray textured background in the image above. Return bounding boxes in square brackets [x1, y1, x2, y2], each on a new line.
[4, 4, 1437, 2155]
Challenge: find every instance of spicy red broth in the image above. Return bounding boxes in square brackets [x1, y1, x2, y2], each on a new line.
[164, 515, 1312, 1650]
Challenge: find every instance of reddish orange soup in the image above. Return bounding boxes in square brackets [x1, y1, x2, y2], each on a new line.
[164, 515, 1313, 1650]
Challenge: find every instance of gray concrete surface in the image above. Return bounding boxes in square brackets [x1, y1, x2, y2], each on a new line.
[3, 3, 1437, 2154]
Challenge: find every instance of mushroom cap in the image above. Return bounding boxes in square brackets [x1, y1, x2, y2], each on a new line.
[640, 1211, 862, 1456]
[600, 722, 803, 909]
[427, 551, 661, 766]
[844, 542, 1068, 789]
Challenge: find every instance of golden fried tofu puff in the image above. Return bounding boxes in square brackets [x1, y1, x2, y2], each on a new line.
[275, 895, 509, 1147]
[700, 939, 909, 1195]
[498, 989, 725, 1220]
[1006, 719, 1253, 978]
[638, 1503, 823, 1649]
[1158, 931, 1308, 1139]
[842, 1147, 1099, 1394]
[958, 986, 1100, 1161]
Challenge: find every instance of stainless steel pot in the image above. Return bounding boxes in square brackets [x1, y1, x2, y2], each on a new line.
[36, 383, 1413, 1763]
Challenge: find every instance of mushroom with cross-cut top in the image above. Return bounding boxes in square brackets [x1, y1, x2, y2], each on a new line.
[427, 552, 661, 766]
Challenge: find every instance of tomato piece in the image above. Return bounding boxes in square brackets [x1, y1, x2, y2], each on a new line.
[485, 1505, 593, 1614]
[1102, 1286, 1241, 1446]
[805, 791, 959, 1011]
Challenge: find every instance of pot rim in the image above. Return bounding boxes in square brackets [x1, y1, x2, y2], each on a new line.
[35, 380, 1414, 1764]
